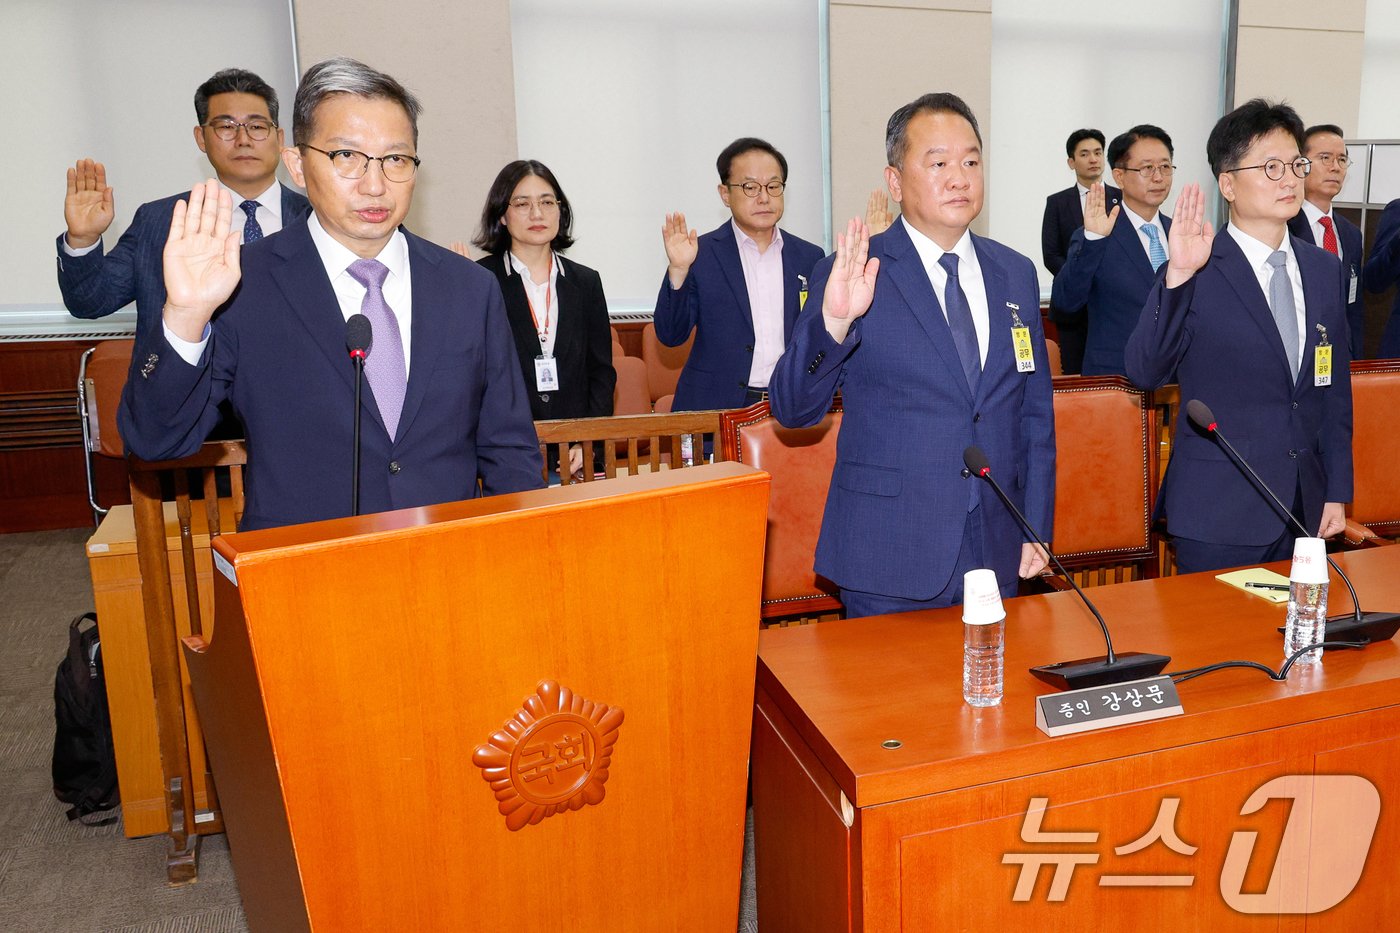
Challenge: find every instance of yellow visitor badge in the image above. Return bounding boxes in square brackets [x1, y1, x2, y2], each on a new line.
[1314, 323, 1331, 387]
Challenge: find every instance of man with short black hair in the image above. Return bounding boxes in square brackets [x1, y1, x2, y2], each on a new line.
[655, 137, 824, 411]
[1042, 128, 1122, 374]
[771, 92, 1055, 617]
[58, 68, 311, 344]
[119, 58, 542, 530]
[1288, 124, 1364, 358]
[1052, 125, 1175, 376]
[1126, 99, 1352, 574]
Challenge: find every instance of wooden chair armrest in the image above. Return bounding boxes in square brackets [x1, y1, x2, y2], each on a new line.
[1342, 518, 1393, 547]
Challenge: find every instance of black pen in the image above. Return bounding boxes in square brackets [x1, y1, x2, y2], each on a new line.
[1244, 581, 1289, 592]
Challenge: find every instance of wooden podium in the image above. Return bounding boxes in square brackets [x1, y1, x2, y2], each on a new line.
[183, 463, 769, 932]
[754, 547, 1400, 930]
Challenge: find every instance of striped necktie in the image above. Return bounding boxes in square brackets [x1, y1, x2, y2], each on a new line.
[1141, 223, 1166, 271]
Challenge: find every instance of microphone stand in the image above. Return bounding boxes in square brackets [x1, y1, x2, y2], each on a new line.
[1187, 401, 1400, 646]
[964, 448, 1170, 689]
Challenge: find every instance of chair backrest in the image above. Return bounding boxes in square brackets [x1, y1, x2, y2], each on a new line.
[613, 356, 652, 416]
[535, 410, 726, 484]
[125, 439, 247, 866]
[719, 400, 843, 620]
[80, 338, 135, 458]
[1050, 375, 1159, 585]
[641, 323, 692, 404]
[1348, 360, 1400, 534]
[1045, 338, 1063, 377]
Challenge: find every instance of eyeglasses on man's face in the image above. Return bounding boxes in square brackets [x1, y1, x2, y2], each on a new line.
[1118, 163, 1176, 179]
[300, 144, 420, 182]
[1311, 152, 1350, 169]
[1225, 157, 1311, 181]
[726, 180, 786, 198]
[205, 119, 277, 142]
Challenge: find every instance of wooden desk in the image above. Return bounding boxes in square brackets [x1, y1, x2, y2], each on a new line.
[754, 548, 1400, 930]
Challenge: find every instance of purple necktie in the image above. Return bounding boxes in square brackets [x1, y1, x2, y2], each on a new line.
[239, 200, 263, 243]
[346, 259, 407, 440]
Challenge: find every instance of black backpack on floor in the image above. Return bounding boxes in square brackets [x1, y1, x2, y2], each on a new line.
[52, 612, 120, 824]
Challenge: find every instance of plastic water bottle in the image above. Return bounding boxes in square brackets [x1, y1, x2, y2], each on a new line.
[1285, 538, 1329, 666]
[962, 568, 1006, 707]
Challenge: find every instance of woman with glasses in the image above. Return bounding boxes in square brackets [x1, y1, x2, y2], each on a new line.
[1125, 99, 1352, 575]
[459, 160, 615, 480]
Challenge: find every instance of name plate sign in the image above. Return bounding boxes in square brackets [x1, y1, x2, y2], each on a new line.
[1034, 675, 1183, 737]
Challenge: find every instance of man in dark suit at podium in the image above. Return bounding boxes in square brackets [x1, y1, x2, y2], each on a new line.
[58, 68, 311, 346]
[1288, 124, 1364, 358]
[1042, 129, 1122, 374]
[119, 58, 542, 531]
[771, 93, 1056, 618]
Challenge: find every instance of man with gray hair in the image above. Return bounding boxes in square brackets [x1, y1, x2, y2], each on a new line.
[770, 92, 1056, 617]
[119, 57, 543, 530]
[58, 68, 311, 346]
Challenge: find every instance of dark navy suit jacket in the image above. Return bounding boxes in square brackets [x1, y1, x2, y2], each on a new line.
[1125, 229, 1352, 546]
[653, 222, 823, 410]
[56, 185, 311, 345]
[118, 220, 543, 531]
[1361, 198, 1400, 358]
[1041, 183, 1122, 278]
[770, 220, 1056, 601]
[1051, 209, 1171, 376]
[477, 252, 615, 421]
[1288, 208, 1364, 358]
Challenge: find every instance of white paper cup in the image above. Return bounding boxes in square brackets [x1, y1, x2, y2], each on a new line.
[962, 568, 1006, 624]
[1289, 537, 1329, 585]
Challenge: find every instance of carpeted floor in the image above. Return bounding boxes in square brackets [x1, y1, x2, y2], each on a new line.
[0, 528, 757, 932]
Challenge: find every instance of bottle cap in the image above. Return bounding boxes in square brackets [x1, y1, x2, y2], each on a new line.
[1289, 537, 1329, 585]
[962, 568, 1006, 625]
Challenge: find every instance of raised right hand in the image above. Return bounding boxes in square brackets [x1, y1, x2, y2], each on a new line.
[162, 180, 242, 343]
[64, 158, 115, 249]
[822, 218, 880, 344]
[1163, 183, 1214, 288]
[662, 212, 698, 288]
[1082, 182, 1120, 238]
[865, 188, 894, 235]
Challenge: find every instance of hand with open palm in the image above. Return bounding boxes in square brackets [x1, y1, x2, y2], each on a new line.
[1163, 183, 1214, 288]
[822, 218, 880, 344]
[162, 180, 242, 343]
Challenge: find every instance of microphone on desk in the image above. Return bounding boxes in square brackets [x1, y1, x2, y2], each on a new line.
[346, 314, 373, 517]
[962, 446, 1171, 689]
[1184, 399, 1400, 645]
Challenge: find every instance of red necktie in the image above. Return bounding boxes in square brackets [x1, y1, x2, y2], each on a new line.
[1319, 215, 1339, 256]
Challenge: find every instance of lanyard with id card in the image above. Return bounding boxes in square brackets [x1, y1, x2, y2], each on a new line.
[526, 256, 559, 395]
[1314, 323, 1332, 387]
[1008, 302, 1035, 373]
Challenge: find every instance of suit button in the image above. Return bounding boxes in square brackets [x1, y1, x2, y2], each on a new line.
[389, 461, 402, 474]
[973, 413, 982, 423]
[745, 344, 754, 353]
[1288, 450, 1297, 459]
[738, 381, 746, 389]
[1292, 401, 1299, 409]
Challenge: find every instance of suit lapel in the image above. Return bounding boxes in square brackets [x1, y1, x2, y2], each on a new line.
[779, 232, 804, 340]
[395, 231, 445, 441]
[1113, 210, 1156, 283]
[713, 224, 755, 338]
[1213, 229, 1294, 383]
[972, 235, 1014, 404]
[490, 254, 546, 376]
[553, 256, 580, 364]
[882, 222, 973, 406]
[1296, 239, 1332, 394]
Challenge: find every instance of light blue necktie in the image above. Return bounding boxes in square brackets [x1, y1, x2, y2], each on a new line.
[1141, 223, 1166, 272]
[239, 200, 263, 244]
[1267, 251, 1300, 378]
[346, 259, 408, 439]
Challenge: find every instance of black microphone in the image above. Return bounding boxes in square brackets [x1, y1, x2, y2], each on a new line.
[963, 446, 1171, 689]
[1185, 399, 1399, 645]
[346, 314, 373, 517]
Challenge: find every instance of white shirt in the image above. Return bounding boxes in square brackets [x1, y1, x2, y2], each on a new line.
[1301, 200, 1344, 264]
[166, 214, 414, 372]
[901, 217, 989, 365]
[504, 250, 563, 360]
[63, 179, 287, 257]
[732, 220, 786, 387]
[1227, 224, 1307, 364]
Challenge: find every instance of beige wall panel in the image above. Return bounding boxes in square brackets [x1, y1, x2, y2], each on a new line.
[829, 4, 992, 243]
[1234, 26, 1364, 134]
[837, 0, 991, 11]
[291, 0, 517, 248]
[1239, 0, 1366, 33]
